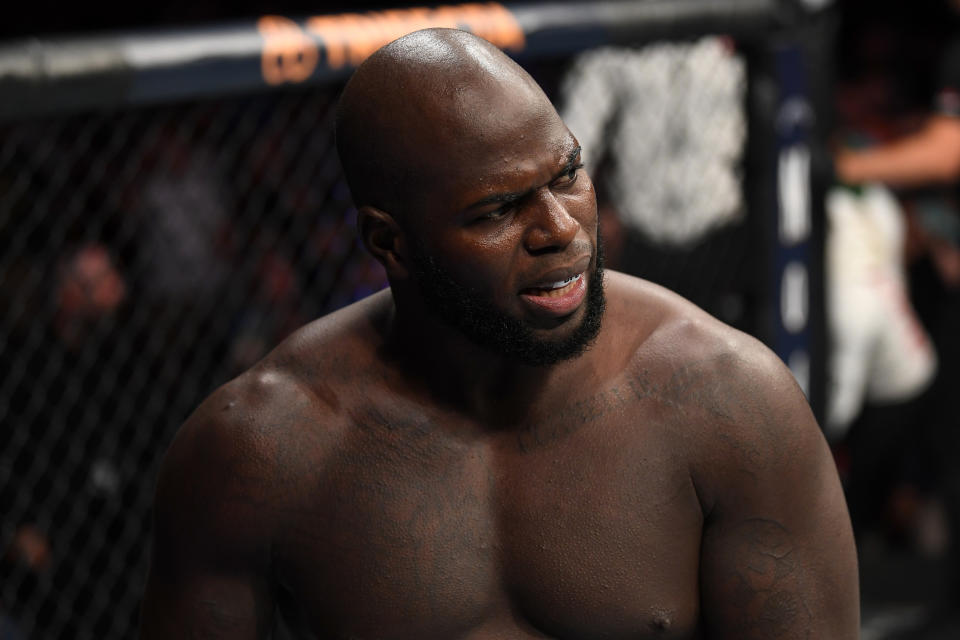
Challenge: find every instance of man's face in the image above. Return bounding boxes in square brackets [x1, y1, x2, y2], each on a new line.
[400, 77, 604, 365]
[409, 233, 604, 366]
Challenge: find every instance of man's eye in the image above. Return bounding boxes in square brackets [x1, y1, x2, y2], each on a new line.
[477, 205, 512, 222]
[559, 163, 583, 186]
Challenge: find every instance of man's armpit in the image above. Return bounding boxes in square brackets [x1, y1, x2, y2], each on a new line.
[701, 517, 814, 639]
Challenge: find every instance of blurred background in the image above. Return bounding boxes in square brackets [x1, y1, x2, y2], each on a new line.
[1, 0, 959, 637]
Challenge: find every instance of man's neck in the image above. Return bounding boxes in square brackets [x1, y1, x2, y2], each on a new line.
[384, 302, 573, 425]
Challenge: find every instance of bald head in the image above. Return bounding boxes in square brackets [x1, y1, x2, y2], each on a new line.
[335, 28, 554, 218]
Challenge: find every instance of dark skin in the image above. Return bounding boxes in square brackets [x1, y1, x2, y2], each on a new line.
[140, 29, 859, 639]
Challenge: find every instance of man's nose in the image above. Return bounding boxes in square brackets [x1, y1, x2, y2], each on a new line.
[523, 188, 580, 254]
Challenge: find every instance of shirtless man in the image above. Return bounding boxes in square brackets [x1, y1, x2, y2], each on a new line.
[139, 28, 859, 639]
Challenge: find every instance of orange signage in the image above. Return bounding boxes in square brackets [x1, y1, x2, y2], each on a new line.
[258, 3, 526, 85]
[258, 15, 320, 85]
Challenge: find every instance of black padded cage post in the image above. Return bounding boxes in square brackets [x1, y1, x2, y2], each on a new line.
[741, 4, 837, 426]
[0, 2, 834, 638]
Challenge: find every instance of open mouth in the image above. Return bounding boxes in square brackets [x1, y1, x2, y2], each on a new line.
[519, 272, 587, 316]
[523, 273, 583, 297]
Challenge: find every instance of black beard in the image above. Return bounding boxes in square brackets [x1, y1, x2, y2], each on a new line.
[409, 241, 606, 367]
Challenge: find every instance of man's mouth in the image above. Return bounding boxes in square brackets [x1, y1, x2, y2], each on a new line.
[523, 273, 583, 298]
[519, 272, 588, 316]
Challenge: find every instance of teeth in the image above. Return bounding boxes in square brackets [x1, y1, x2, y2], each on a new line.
[546, 274, 580, 289]
[523, 273, 583, 298]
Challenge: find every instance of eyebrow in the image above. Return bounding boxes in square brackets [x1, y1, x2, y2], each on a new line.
[464, 144, 582, 211]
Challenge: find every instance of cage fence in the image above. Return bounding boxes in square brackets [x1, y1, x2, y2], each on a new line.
[0, 2, 828, 637]
[0, 85, 388, 638]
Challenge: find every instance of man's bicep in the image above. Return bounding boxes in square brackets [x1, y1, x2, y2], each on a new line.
[139, 404, 278, 639]
[699, 511, 855, 638]
[698, 410, 859, 638]
[140, 560, 274, 639]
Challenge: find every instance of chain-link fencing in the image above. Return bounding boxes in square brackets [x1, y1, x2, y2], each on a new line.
[0, 85, 391, 638]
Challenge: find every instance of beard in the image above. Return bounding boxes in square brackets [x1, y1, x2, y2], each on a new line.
[408, 239, 606, 367]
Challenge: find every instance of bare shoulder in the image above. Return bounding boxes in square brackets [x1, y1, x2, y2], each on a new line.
[605, 273, 858, 637]
[154, 289, 393, 547]
[604, 269, 756, 366]
[608, 269, 807, 412]
[605, 270, 826, 505]
[141, 293, 395, 636]
[154, 360, 322, 559]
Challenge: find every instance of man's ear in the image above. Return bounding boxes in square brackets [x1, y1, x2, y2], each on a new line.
[358, 205, 409, 280]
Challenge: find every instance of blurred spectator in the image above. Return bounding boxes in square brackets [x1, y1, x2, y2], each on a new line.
[836, 34, 960, 189]
[127, 129, 231, 304]
[0, 242, 129, 637]
[824, 184, 937, 439]
[833, 7, 960, 622]
[560, 38, 746, 247]
[54, 244, 127, 349]
[558, 38, 754, 332]
[0, 524, 44, 640]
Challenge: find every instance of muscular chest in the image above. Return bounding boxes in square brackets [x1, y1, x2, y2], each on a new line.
[275, 409, 704, 639]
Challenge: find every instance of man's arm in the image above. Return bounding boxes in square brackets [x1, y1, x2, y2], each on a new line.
[139, 382, 279, 639]
[696, 343, 859, 639]
[835, 115, 960, 186]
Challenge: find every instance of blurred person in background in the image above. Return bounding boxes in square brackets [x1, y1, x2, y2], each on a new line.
[0, 524, 46, 640]
[0, 243, 128, 637]
[558, 38, 753, 335]
[53, 244, 127, 347]
[833, 0, 960, 627]
[126, 125, 231, 305]
[559, 38, 745, 253]
[834, 0, 960, 288]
